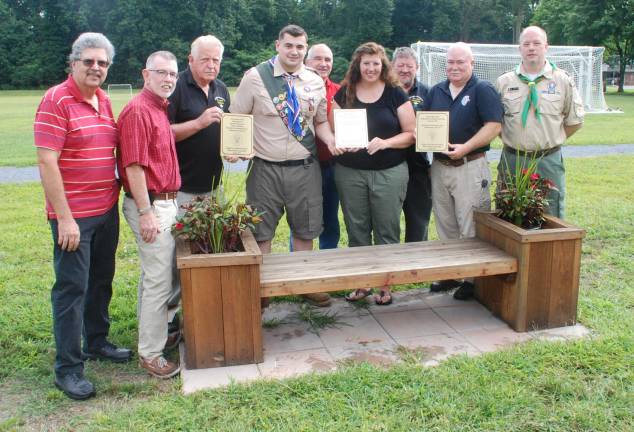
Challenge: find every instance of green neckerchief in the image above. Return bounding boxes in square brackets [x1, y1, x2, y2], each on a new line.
[516, 61, 557, 128]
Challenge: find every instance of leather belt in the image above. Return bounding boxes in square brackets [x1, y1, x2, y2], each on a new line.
[124, 191, 178, 202]
[255, 156, 314, 167]
[434, 152, 485, 167]
[504, 145, 561, 158]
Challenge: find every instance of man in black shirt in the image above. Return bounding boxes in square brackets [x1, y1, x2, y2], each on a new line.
[392, 47, 432, 243]
[168, 35, 231, 208]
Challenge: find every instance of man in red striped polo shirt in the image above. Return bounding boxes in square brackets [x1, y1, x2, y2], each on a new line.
[117, 51, 181, 379]
[34, 32, 132, 401]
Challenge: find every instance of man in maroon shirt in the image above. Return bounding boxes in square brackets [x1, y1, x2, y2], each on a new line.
[35, 32, 131, 401]
[117, 51, 181, 379]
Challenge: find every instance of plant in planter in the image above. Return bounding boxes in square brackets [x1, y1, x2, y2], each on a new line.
[171, 195, 263, 254]
[495, 154, 557, 229]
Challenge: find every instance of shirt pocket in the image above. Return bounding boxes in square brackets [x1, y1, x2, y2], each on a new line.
[256, 92, 279, 117]
[502, 92, 523, 117]
[539, 93, 563, 116]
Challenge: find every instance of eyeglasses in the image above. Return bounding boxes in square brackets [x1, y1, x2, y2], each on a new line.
[80, 58, 110, 68]
[148, 69, 178, 79]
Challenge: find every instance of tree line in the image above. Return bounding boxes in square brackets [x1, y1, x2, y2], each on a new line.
[0, 0, 631, 91]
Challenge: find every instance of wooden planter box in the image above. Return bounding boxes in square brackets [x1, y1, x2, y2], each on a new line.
[474, 211, 585, 332]
[176, 229, 263, 369]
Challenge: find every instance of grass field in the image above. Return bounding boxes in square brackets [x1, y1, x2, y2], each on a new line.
[0, 156, 632, 430]
[1, 88, 633, 167]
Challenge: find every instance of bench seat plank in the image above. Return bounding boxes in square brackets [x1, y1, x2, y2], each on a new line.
[260, 238, 518, 297]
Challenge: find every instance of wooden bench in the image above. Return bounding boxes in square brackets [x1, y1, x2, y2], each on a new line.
[178, 211, 584, 369]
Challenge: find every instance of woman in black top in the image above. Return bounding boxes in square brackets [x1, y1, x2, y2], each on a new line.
[329, 42, 415, 305]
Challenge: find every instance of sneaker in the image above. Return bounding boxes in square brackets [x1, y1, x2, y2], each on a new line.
[430, 279, 462, 293]
[54, 372, 96, 400]
[83, 341, 133, 363]
[453, 281, 475, 300]
[302, 292, 331, 307]
[139, 355, 181, 379]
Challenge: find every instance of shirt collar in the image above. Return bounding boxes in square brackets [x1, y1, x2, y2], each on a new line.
[408, 79, 421, 96]
[66, 74, 108, 108]
[185, 67, 216, 92]
[140, 87, 170, 110]
[272, 56, 310, 80]
[441, 74, 478, 95]
[517, 61, 553, 79]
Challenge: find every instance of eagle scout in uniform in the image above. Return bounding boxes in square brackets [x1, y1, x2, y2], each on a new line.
[496, 26, 584, 219]
[392, 46, 432, 243]
[230, 24, 336, 307]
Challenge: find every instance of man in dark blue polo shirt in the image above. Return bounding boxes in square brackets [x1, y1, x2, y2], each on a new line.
[393, 47, 432, 243]
[422, 42, 503, 300]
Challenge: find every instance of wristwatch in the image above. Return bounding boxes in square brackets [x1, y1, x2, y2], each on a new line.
[138, 205, 153, 216]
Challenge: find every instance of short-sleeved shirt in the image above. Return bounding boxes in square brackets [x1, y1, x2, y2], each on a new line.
[168, 68, 230, 193]
[230, 60, 327, 162]
[117, 88, 181, 194]
[423, 75, 503, 160]
[317, 77, 341, 162]
[334, 84, 409, 171]
[496, 62, 584, 151]
[407, 79, 430, 170]
[33, 75, 120, 220]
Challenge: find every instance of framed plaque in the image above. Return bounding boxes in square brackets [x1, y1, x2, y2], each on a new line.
[416, 111, 449, 152]
[334, 109, 368, 148]
[221, 113, 253, 157]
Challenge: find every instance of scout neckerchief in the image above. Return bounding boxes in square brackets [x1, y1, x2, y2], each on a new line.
[516, 61, 557, 128]
[255, 56, 316, 156]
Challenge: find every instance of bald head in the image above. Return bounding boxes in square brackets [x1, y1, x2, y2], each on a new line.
[306, 43, 333, 80]
[446, 42, 474, 87]
[519, 26, 549, 73]
[519, 26, 548, 45]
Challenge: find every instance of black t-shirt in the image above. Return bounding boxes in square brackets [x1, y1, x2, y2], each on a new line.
[168, 68, 231, 193]
[334, 84, 409, 170]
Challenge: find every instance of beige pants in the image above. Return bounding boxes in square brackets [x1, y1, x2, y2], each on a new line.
[430, 156, 491, 240]
[123, 196, 178, 359]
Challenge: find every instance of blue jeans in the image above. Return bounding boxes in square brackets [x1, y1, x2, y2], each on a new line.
[49, 204, 119, 377]
[289, 161, 340, 250]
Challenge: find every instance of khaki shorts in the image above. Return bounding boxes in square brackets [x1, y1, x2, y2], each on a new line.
[246, 157, 323, 241]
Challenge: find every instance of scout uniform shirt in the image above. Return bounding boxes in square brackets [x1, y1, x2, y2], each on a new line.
[230, 61, 327, 162]
[496, 62, 584, 151]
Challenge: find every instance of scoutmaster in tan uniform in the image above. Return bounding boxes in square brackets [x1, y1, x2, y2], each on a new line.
[230, 24, 335, 307]
[496, 26, 584, 218]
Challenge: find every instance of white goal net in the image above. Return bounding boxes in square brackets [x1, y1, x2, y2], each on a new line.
[107, 83, 133, 98]
[412, 42, 608, 112]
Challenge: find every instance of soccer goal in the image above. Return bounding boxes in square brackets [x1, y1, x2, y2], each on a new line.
[412, 42, 609, 113]
[107, 83, 133, 98]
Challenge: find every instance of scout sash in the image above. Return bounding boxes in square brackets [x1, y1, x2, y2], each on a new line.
[255, 58, 317, 157]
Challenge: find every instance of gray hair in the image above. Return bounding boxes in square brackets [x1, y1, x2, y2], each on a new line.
[307, 43, 332, 60]
[68, 32, 115, 64]
[447, 42, 473, 60]
[191, 35, 224, 60]
[392, 46, 418, 63]
[146, 50, 178, 69]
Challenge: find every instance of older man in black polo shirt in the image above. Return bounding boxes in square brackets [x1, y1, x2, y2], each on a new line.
[168, 35, 230, 206]
[422, 42, 503, 300]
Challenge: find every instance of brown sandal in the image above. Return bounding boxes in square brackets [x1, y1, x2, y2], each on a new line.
[345, 288, 372, 302]
[374, 289, 393, 306]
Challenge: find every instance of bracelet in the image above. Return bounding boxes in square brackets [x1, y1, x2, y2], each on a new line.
[138, 206, 153, 216]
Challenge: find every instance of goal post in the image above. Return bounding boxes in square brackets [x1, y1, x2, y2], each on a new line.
[412, 42, 609, 113]
[107, 83, 133, 98]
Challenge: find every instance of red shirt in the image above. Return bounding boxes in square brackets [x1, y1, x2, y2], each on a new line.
[117, 88, 181, 194]
[317, 77, 341, 162]
[34, 75, 120, 219]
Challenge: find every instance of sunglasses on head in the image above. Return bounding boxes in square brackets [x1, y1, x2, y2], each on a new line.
[80, 58, 110, 68]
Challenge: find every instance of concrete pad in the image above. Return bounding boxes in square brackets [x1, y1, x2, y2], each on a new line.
[422, 291, 477, 308]
[181, 363, 261, 394]
[257, 348, 336, 379]
[460, 326, 533, 352]
[262, 322, 325, 354]
[317, 314, 393, 349]
[328, 342, 400, 367]
[367, 289, 431, 314]
[434, 303, 508, 332]
[398, 332, 481, 366]
[373, 309, 455, 339]
[529, 324, 590, 341]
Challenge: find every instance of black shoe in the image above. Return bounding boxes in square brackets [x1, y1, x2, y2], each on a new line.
[54, 373, 96, 400]
[453, 281, 475, 300]
[168, 314, 180, 334]
[430, 279, 462, 293]
[83, 341, 133, 363]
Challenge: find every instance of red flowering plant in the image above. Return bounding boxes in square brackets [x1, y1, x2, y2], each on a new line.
[495, 154, 558, 229]
[171, 172, 264, 254]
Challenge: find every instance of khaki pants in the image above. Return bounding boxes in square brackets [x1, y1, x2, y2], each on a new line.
[123, 196, 178, 359]
[430, 156, 491, 240]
